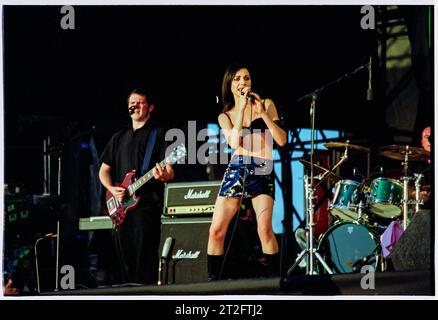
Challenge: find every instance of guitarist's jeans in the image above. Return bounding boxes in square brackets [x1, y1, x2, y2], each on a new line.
[114, 206, 161, 285]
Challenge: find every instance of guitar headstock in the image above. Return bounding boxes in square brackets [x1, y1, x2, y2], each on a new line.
[166, 144, 187, 164]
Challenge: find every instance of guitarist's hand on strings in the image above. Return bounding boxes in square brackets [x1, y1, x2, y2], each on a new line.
[110, 186, 126, 204]
[153, 163, 171, 182]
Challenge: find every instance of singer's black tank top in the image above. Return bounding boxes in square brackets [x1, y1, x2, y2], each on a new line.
[223, 112, 269, 132]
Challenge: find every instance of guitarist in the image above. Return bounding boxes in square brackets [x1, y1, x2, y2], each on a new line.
[99, 88, 174, 285]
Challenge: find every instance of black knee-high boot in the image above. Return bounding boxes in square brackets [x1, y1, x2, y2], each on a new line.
[207, 254, 224, 281]
[264, 252, 280, 277]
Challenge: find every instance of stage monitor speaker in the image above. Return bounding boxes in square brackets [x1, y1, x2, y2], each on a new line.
[391, 210, 432, 271]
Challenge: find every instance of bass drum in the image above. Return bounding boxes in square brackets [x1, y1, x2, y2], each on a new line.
[318, 222, 379, 274]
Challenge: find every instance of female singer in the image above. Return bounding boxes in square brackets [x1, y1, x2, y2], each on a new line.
[207, 63, 287, 280]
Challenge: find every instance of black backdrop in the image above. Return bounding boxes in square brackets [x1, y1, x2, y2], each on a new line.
[2, 5, 433, 290]
[4, 5, 381, 191]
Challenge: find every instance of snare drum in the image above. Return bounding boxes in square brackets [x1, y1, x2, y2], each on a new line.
[329, 180, 360, 221]
[318, 222, 379, 274]
[368, 177, 403, 218]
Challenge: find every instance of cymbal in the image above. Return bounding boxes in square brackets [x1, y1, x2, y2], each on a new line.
[379, 145, 430, 161]
[324, 142, 371, 153]
[299, 159, 342, 181]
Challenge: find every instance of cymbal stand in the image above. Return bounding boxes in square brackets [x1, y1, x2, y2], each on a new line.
[401, 145, 410, 230]
[287, 94, 333, 276]
[413, 173, 424, 214]
[315, 141, 349, 189]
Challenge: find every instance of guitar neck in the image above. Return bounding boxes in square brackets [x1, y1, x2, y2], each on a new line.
[128, 159, 168, 195]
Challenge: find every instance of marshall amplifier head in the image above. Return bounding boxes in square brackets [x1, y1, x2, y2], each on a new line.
[163, 180, 221, 216]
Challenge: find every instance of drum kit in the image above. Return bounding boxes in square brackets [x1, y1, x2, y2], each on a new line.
[293, 141, 431, 275]
[286, 62, 431, 276]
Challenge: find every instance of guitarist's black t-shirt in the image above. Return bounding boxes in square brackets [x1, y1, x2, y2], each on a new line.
[100, 119, 168, 211]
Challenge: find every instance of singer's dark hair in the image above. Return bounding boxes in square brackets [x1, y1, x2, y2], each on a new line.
[221, 63, 252, 113]
[127, 88, 155, 105]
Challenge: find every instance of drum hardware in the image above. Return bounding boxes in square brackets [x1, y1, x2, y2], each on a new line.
[294, 142, 351, 274]
[413, 173, 424, 213]
[288, 94, 334, 276]
[287, 61, 370, 276]
[352, 166, 366, 182]
[379, 145, 430, 162]
[379, 144, 430, 230]
[401, 151, 410, 231]
[287, 174, 334, 275]
[351, 244, 381, 273]
[324, 141, 371, 177]
[368, 177, 403, 219]
[357, 200, 365, 219]
[298, 159, 342, 183]
[400, 145, 426, 230]
[329, 179, 360, 222]
[315, 141, 349, 189]
[324, 141, 371, 154]
[317, 221, 379, 274]
[319, 143, 359, 222]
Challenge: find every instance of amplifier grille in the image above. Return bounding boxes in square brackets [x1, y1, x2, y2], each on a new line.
[163, 180, 221, 216]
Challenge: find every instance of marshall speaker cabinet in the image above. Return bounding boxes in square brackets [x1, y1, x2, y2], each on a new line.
[158, 214, 265, 284]
[163, 180, 221, 216]
[158, 217, 211, 284]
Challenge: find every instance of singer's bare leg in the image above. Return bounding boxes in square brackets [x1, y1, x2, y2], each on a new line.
[252, 194, 278, 254]
[207, 196, 241, 255]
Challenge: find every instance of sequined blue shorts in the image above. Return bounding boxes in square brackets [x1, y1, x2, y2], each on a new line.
[218, 155, 275, 199]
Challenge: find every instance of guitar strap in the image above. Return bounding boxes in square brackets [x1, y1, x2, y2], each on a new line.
[141, 127, 158, 175]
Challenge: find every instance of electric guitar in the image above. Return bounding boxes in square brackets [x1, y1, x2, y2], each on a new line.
[106, 143, 186, 228]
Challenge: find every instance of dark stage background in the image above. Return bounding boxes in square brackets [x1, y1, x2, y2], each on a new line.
[2, 5, 433, 291]
[4, 5, 382, 191]
[4, 5, 433, 190]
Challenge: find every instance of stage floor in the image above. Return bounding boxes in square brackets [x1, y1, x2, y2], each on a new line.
[39, 270, 433, 296]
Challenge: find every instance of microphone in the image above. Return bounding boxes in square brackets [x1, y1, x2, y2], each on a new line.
[240, 90, 255, 104]
[367, 56, 373, 101]
[128, 106, 136, 115]
[161, 237, 173, 259]
[157, 236, 173, 286]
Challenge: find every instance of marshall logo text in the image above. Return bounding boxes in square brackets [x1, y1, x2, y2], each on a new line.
[184, 189, 211, 200]
[172, 250, 201, 259]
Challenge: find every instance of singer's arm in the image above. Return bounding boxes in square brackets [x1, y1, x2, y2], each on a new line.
[260, 99, 287, 147]
[218, 109, 245, 149]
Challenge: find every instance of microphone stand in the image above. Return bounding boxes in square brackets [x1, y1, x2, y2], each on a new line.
[40, 125, 95, 291]
[55, 150, 62, 291]
[287, 94, 333, 275]
[38, 138, 62, 291]
[287, 62, 369, 276]
[157, 257, 165, 286]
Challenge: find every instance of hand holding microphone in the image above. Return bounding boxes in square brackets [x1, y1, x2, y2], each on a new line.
[240, 89, 255, 104]
[245, 91, 266, 116]
[241, 90, 255, 104]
